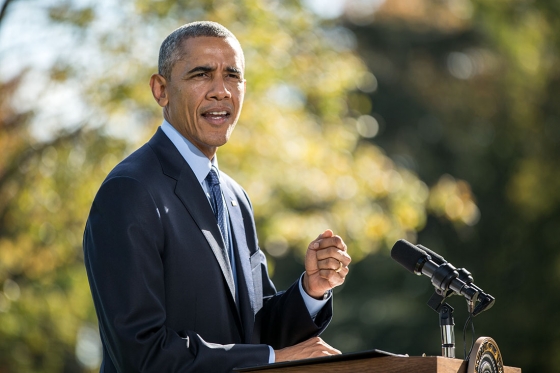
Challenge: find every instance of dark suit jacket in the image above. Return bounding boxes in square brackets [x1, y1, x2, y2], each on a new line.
[83, 128, 332, 372]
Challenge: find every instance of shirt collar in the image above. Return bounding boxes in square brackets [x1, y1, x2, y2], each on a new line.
[160, 119, 218, 185]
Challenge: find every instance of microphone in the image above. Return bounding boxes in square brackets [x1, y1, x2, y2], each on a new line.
[391, 239, 494, 316]
[417, 243, 495, 316]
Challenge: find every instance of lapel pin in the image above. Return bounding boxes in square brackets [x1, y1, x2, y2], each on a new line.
[231, 200, 238, 207]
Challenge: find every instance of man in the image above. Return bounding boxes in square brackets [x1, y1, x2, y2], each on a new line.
[83, 21, 351, 372]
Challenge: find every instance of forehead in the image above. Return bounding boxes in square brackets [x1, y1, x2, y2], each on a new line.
[176, 36, 245, 70]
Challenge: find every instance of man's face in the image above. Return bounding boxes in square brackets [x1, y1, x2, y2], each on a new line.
[161, 36, 246, 159]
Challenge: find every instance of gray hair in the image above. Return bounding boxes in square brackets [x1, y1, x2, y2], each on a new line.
[158, 21, 243, 80]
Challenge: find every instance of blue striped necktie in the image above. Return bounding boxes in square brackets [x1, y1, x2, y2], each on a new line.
[205, 167, 231, 260]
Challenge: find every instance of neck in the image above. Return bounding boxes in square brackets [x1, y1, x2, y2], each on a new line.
[163, 114, 217, 160]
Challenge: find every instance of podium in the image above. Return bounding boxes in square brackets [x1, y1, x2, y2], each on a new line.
[236, 350, 522, 373]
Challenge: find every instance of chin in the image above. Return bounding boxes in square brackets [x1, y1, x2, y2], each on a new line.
[207, 136, 230, 148]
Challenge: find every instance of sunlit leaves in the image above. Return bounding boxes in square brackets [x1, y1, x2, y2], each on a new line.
[0, 0, 492, 370]
[48, 3, 95, 27]
[428, 174, 480, 226]
[0, 121, 126, 372]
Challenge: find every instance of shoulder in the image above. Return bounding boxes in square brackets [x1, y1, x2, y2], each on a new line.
[107, 144, 159, 181]
[91, 142, 167, 208]
[105, 128, 180, 183]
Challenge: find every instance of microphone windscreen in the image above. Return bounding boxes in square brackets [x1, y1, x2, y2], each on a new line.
[391, 239, 428, 273]
[417, 244, 446, 265]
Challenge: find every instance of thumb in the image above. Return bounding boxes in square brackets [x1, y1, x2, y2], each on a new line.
[310, 229, 334, 250]
[316, 229, 333, 240]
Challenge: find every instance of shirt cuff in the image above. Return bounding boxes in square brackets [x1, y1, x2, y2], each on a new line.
[268, 345, 275, 363]
[298, 273, 331, 319]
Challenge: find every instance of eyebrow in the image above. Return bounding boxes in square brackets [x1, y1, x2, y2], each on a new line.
[225, 66, 242, 75]
[185, 65, 242, 76]
[186, 66, 213, 75]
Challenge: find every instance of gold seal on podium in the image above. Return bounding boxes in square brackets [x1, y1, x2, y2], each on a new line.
[468, 336, 504, 373]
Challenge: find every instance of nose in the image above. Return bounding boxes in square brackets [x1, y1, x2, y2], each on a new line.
[207, 75, 231, 101]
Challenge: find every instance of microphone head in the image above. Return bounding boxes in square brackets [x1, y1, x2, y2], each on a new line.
[473, 293, 495, 316]
[417, 244, 446, 265]
[391, 239, 429, 274]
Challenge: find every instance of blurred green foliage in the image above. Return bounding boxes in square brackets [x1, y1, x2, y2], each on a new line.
[316, 1, 560, 372]
[0, 0, 558, 372]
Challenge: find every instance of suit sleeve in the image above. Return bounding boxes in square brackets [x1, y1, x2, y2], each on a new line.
[83, 176, 270, 372]
[253, 264, 333, 349]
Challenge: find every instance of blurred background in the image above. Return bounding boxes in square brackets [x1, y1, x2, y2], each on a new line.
[0, 0, 558, 371]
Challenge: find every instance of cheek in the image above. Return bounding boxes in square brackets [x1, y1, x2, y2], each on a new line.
[235, 88, 245, 105]
[183, 97, 198, 116]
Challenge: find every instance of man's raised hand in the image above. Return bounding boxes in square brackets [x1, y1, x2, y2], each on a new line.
[303, 229, 351, 299]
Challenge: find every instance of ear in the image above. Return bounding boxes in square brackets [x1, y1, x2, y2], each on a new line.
[150, 73, 169, 107]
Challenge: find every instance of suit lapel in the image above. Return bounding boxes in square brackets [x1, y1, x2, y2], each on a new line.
[174, 166, 236, 302]
[149, 129, 236, 303]
[221, 182, 256, 328]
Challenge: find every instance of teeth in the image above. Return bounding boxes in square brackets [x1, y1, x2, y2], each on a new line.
[207, 111, 227, 115]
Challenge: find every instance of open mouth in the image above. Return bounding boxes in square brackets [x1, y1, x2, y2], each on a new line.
[201, 110, 231, 124]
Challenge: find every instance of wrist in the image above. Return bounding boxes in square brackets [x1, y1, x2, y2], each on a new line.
[302, 273, 328, 300]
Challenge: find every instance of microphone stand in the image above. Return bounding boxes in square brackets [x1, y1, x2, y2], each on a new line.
[428, 291, 456, 358]
[391, 240, 496, 358]
[426, 270, 495, 359]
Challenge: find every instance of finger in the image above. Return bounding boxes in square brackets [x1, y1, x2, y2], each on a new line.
[317, 257, 345, 271]
[316, 248, 351, 266]
[319, 264, 349, 278]
[276, 337, 342, 362]
[314, 235, 347, 251]
[337, 265, 350, 278]
[310, 337, 342, 355]
[309, 229, 333, 250]
[308, 349, 339, 358]
[321, 345, 342, 355]
[317, 268, 348, 285]
[315, 235, 344, 249]
[312, 348, 340, 357]
[314, 229, 333, 241]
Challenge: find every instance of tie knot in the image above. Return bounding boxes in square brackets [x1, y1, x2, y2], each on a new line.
[206, 167, 220, 186]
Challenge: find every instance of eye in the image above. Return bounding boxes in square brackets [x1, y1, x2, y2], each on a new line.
[227, 73, 242, 80]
